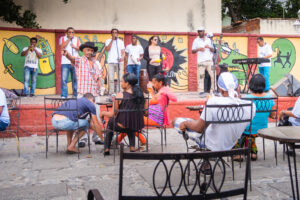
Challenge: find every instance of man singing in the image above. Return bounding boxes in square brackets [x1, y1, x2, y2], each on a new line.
[105, 28, 125, 94]
[60, 27, 81, 98]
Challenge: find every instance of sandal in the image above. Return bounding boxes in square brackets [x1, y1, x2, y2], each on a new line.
[233, 155, 244, 162]
[251, 153, 257, 161]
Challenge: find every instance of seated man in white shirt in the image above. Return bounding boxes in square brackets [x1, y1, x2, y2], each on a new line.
[174, 72, 256, 151]
[280, 97, 300, 126]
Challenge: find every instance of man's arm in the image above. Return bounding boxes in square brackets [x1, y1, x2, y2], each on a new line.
[21, 48, 30, 56]
[0, 106, 3, 116]
[60, 37, 70, 49]
[119, 49, 125, 62]
[105, 39, 113, 52]
[124, 52, 129, 70]
[34, 48, 42, 59]
[179, 118, 206, 133]
[280, 110, 297, 119]
[62, 50, 75, 65]
[90, 115, 104, 141]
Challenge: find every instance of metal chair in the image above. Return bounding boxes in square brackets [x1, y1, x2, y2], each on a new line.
[145, 94, 169, 152]
[107, 97, 148, 162]
[44, 97, 90, 159]
[87, 143, 251, 200]
[1, 97, 21, 157]
[242, 96, 278, 164]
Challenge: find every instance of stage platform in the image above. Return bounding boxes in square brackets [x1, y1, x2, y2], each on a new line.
[2, 92, 298, 137]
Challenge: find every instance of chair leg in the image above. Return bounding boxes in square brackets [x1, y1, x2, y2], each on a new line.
[164, 126, 167, 146]
[16, 136, 20, 157]
[56, 132, 59, 153]
[283, 143, 286, 161]
[160, 128, 163, 152]
[263, 138, 265, 160]
[231, 156, 235, 181]
[77, 131, 80, 159]
[87, 131, 91, 154]
[274, 141, 278, 166]
[46, 136, 48, 159]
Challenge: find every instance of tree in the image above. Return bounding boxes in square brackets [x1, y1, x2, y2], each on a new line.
[0, 0, 69, 29]
[222, 0, 286, 23]
[285, 0, 300, 18]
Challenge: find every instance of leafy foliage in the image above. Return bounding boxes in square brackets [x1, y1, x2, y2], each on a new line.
[222, 0, 300, 23]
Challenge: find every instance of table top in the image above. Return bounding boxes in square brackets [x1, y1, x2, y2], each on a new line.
[96, 101, 112, 106]
[258, 126, 300, 143]
[186, 105, 204, 111]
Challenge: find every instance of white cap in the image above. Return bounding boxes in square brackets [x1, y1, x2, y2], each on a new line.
[197, 26, 205, 31]
[207, 32, 214, 38]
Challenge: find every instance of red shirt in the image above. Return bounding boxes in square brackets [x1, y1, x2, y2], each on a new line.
[74, 56, 102, 96]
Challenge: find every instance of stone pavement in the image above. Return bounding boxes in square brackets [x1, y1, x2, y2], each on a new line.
[0, 126, 297, 200]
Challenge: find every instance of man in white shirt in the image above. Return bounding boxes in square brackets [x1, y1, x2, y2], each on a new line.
[59, 27, 81, 98]
[21, 37, 42, 97]
[124, 35, 144, 85]
[105, 28, 125, 94]
[257, 37, 273, 92]
[0, 89, 9, 131]
[192, 27, 215, 96]
[175, 72, 255, 151]
[280, 97, 300, 126]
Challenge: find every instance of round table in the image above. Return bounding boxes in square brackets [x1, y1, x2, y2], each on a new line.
[186, 105, 204, 115]
[258, 126, 300, 200]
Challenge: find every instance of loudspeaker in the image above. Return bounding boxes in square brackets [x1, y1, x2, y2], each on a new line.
[271, 74, 300, 97]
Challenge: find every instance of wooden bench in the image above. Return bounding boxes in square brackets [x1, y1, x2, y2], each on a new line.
[88, 143, 250, 200]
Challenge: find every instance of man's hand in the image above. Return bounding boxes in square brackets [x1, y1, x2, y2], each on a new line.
[62, 49, 68, 56]
[179, 121, 187, 132]
[280, 110, 285, 120]
[70, 43, 75, 48]
[198, 47, 205, 52]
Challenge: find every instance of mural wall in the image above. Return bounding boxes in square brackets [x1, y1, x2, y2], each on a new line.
[0, 30, 56, 94]
[0, 27, 299, 95]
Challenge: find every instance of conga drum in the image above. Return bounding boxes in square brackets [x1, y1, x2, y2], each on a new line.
[139, 69, 149, 93]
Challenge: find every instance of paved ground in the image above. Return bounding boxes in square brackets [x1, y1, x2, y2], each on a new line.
[0, 125, 297, 200]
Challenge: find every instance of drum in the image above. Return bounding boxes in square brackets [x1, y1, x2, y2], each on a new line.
[139, 69, 149, 93]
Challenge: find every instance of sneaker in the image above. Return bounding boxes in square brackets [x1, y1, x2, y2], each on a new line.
[61, 96, 67, 99]
[199, 92, 208, 97]
[30, 94, 35, 97]
[213, 91, 221, 96]
[78, 138, 87, 148]
[93, 133, 104, 145]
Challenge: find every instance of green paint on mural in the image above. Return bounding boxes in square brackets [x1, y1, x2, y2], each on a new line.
[2, 35, 55, 89]
[270, 38, 295, 84]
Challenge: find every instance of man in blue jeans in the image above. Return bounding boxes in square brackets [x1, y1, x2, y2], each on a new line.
[21, 37, 42, 97]
[51, 93, 104, 153]
[0, 89, 9, 131]
[59, 27, 81, 98]
[257, 37, 273, 92]
[124, 35, 144, 85]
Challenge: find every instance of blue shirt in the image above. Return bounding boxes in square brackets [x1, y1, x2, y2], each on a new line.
[243, 93, 275, 135]
[289, 97, 300, 126]
[0, 89, 9, 124]
[54, 97, 96, 122]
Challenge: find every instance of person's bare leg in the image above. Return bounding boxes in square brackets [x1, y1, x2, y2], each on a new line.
[67, 130, 86, 153]
[66, 131, 74, 147]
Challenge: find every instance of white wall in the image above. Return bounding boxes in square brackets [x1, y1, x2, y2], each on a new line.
[260, 19, 299, 35]
[0, 0, 221, 33]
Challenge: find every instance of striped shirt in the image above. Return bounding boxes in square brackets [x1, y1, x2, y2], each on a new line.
[74, 56, 101, 96]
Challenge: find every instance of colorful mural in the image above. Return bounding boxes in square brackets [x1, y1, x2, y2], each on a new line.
[136, 35, 188, 91]
[0, 30, 56, 94]
[0, 28, 300, 95]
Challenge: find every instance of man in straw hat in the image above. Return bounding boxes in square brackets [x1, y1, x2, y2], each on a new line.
[62, 41, 104, 147]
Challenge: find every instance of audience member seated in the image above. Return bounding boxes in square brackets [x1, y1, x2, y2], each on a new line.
[174, 72, 255, 152]
[235, 74, 275, 161]
[100, 73, 147, 155]
[0, 89, 9, 131]
[51, 93, 104, 154]
[145, 72, 177, 126]
[280, 96, 300, 126]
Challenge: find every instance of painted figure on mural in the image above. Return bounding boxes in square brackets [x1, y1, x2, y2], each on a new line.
[192, 27, 215, 97]
[20, 37, 42, 97]
[62, 41, 104, 146]
[124, 35, 144, 86]
[257, 37, 272, 92]
[143, 36, 163, 83]
[105, 28, 125, 95]
[59, 27, 81, 98]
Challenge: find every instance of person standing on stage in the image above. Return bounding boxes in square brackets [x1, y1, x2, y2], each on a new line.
[192, 27, 215, 97]
[124, 35, 144, 86]
[21, 37, 42, 97]
[105, 28, 125, 94]
[257, 37, 273, 92]
[62, 41, 104, 146]
[143, 36, 162, 82]
[59, 27, 81, 98]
